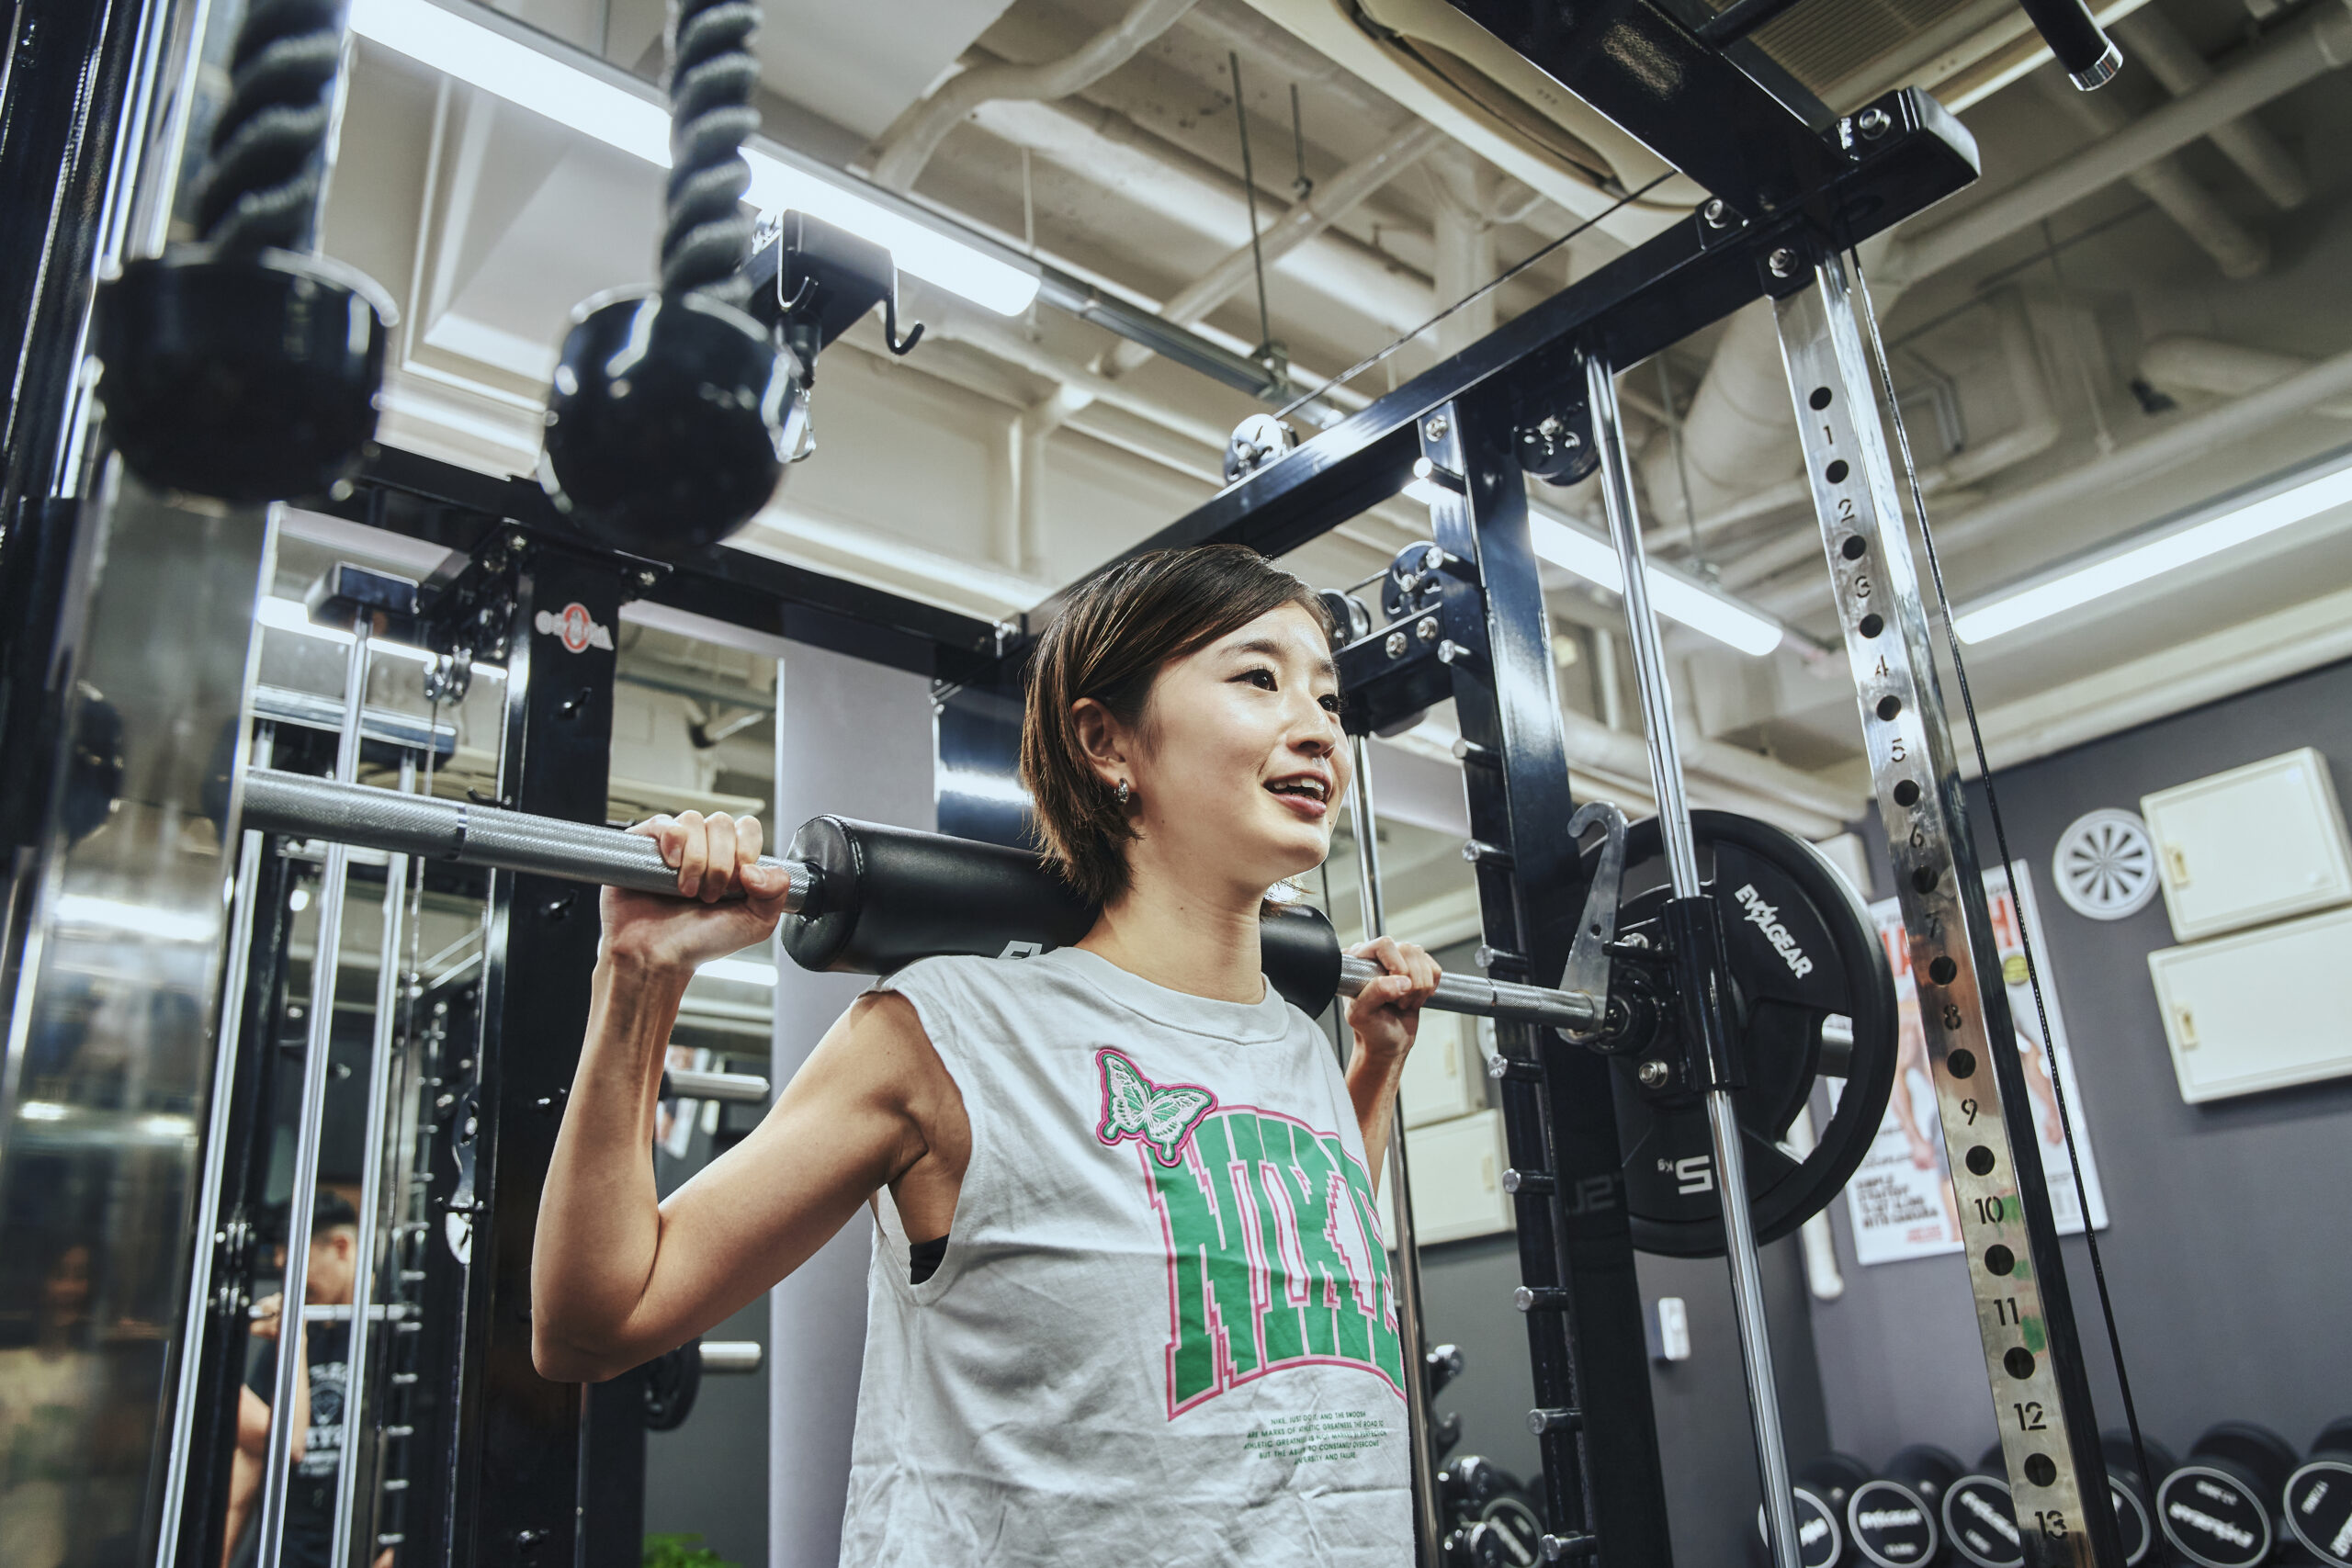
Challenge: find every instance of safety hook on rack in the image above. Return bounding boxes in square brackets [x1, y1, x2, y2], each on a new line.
[882, 295, 925, 356]
[1558, 800, 1629, 1042]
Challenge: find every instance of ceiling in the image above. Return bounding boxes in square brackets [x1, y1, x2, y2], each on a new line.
[314, 0, 2352, 847]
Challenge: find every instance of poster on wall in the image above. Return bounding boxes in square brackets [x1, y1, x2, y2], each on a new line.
[1843, 863, 2109, 1266]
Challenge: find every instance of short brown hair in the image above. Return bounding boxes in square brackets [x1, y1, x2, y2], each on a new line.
[1021, 545, 1329, 904]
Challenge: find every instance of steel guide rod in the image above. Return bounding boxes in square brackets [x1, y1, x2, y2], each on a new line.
[257, 615, 371, 1568]
[1582, 349, 1804, 1568]
[153, 724, 274, 1568]
[332, 753, 415, 1568]
[1772, 252, 2121, 1568]
[1346, 735, 1445, 1568]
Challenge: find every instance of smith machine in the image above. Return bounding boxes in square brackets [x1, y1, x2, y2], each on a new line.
[201, 88, 2120, 1568]
[0, 0, 2144, 1555]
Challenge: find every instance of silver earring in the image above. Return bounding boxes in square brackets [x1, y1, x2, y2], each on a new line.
[1115, 779, 1131, 806]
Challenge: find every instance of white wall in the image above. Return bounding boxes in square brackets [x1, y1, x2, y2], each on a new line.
[765, 643, 940, 1567]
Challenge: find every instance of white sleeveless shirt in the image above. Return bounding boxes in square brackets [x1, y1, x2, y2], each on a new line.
[836, 946, 1412, 1566]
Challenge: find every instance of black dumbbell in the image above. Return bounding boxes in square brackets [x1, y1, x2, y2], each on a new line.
[1942, 1450, 2024, 1568]
[2157, 1422, 2300, 1568]
[1453, 1491, 1545, 1568]
[1758, 1453, 1870, 1567]
[2287, 1418, 2352, 1567]
[2102, 1427, 2177, 1567]
[1848, 1445, 1964, 1566]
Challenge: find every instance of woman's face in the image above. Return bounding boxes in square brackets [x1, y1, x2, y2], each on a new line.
[1091, 603, 1350, 899]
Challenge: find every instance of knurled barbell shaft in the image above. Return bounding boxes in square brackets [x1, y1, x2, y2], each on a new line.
[244, 767, 1619, 1031]
[239, 767, 818, 908]
[1336, 955, 1601, 1031]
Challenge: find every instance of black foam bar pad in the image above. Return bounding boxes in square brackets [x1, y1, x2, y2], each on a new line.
[778, 816, 1346, 1017]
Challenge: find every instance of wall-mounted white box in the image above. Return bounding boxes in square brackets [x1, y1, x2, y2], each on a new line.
[1398, 1011, 1485, 1127]
[2140, 748, 2352, 942]
[2147, 904, 2352, 1101]
[1376, 1108, 1513, 1247]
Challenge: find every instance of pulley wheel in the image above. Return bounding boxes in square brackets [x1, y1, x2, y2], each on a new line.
[1589, 810, 1897, 1257]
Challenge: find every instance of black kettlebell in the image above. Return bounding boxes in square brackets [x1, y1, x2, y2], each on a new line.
[538, 288, 805, 558]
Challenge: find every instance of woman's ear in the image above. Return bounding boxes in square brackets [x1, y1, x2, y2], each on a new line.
[1069, 697, 1127, 789]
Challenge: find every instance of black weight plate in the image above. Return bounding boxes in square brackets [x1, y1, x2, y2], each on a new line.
[1591, 811, 1898, 1257]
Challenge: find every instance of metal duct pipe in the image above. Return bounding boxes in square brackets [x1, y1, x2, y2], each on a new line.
[1886, 0, 2352, 285]
[2030, 67, 2267, 277]
[1558, 704, 1863, 829]
[2113, 7, 2308, 209]
[1749, 338, 2352, 617]
[868, 0, 1199, 193]
[1101, 118, 1444, 377]
[1669, 0, 2346, 521]
[2139, 334, 2352, 418]
[1713, 293, 2060, 585]
[1635, 301, 1801, 525]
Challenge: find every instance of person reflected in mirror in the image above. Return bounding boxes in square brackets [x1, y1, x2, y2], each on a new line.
[537, 545, 1439, 1565]
[220, 1190, 391, 1568]
[0, 1240, 99, 1568]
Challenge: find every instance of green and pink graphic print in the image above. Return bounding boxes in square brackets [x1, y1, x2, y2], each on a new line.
[1093, 1049, 1406, 1416]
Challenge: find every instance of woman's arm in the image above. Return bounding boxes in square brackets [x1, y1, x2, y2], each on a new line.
[531, 812, 950, 1382]
[1341, 937, 1442, 1179]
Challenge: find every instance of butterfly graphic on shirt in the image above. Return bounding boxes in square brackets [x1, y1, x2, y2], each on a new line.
[1093, 1048, 1219, 1168]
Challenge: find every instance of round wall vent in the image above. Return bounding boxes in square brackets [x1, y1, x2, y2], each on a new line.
[2052, 808, 2158, 920]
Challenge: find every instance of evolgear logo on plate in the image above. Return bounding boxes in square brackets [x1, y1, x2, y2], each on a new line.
[535, 602, 613, 654]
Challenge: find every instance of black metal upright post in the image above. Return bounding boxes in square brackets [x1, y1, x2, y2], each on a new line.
[1415, 391, 1674, 1562]
[443, 536, 642, 1568]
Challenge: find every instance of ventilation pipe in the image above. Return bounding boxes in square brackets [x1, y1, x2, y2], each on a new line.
[1430, 149, 1500, 355]
[1634, 300, 1803, 525]
[2030, 68, 2267, 278]
[1885, 0, 2352, 285]
[1747, 338, 2352, 617]
[1697, 292, 2057, 573]
[1100, 118, 1444, 377]
[867, 0, 1199, 193]
[2112, 7, 2308, 209]
[1670, 2, 2347, 547]
[2140, 335, 2352, 417]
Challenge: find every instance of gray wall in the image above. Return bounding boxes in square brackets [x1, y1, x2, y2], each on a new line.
[1412, 942, 1832, 1566]
[1815, 657, 2352, 1473]
[764, 644, 940, 1567]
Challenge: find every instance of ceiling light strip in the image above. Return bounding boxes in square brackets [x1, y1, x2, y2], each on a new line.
[1951, 451, 2352, 644]
[346, 0, 1039, 314]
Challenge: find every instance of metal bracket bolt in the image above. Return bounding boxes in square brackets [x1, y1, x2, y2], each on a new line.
[1768, 247, 1801, 278]
[1856, 107, 1892, 139]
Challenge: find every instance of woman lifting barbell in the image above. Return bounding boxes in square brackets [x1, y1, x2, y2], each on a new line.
[533, 544, 1440, 1564]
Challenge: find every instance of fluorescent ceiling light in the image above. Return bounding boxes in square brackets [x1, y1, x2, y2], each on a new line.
[346, 0, 1039, 316]
[1400, 480, 1782, 657]
[1952, 457, 2352, 644]
[699, 957, 776, 987]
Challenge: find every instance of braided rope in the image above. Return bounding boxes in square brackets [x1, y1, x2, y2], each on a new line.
[662, 0, 760, 301]
[195, 0, 345, 253]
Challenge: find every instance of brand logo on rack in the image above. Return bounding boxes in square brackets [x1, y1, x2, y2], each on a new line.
[535, 603, 613, 654]
[1733, 884, 1815, 978]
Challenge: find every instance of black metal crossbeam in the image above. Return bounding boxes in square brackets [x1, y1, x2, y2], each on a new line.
[1035, 90, 1973, 614]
